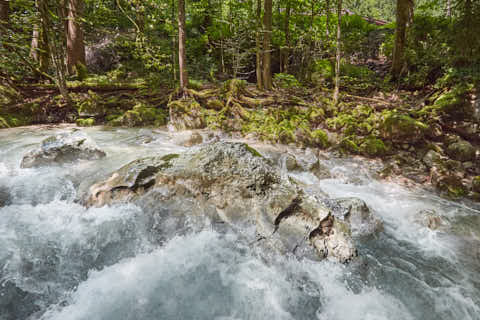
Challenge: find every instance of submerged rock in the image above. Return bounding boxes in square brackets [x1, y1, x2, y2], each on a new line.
[86, 141, 357, 263]
[21, 131, 106, 168]
[321, 197, 383, 237]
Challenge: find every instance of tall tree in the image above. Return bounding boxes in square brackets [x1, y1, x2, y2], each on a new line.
[178, 0, 188, 92]
[262, 0, 272, 90]
[333, 0, 342, 106]
[66, 0, 86, 75]
[31, 0, 50, 75]
[256, 0, 263, 89]
[391, 0, 413, 80]
[281, 0, 291, 73]
[0, 0, 8, 37]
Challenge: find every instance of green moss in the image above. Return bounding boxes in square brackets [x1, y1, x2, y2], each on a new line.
[245, 144, 262, 157]
[0, 116, 9, 128]
[359, 137, 387, 157]
[381, 111, 428, 142]
[472, 176, 480, 193]
[339, 137, 359, 154]
[161, 154, 180, 162]
[433, 84, 472, 119]
[310, 129, 329, 148]
[76, 118, 95, 127]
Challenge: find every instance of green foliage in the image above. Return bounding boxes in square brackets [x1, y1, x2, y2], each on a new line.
[274, 73, 301, 89]
[76, 118, 96, 127]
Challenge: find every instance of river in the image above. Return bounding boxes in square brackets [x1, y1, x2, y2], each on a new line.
[1, 125, 479, 320]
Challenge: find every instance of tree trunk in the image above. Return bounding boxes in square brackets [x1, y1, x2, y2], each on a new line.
[0, 0, 8, 37]
[333, 0, 342, 106]
[446, 0, 451, 17]
[178, 0, 188, 92]
[391, 0, 413, 80]
[171, 0, 177, 81]
[281, 0, 291, 73]
[262, 0, 272, 90]
[31, 0, 50, 75]
[66, 0, 86, 75]
[256, 0, 263, 89]
[325, 0, 330, 39]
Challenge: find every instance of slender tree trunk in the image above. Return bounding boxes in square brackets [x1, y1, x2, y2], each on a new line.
[391, 0, 413, 80]
[263, 0, 272, 90]
[31, 0, 50, 75]
[66, 0, 86, 75]
[0, 0, 8, 37]
[135, 1, 145, 34]
[178, 0, 188, 92]
[333, 0, 342, 106]
[281, 0, 291, 73]
[171, 0, 177, 81]
[256, 0, 263, 89]
[446, 0, 451, 17]
[325, 0, 330, 39]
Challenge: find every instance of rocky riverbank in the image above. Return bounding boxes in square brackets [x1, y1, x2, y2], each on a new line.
[2, 79, 479, 202]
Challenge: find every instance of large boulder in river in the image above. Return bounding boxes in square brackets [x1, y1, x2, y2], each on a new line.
[446, 139, 476, 162]
[86, 141, 357, 263]
[21, 131, 106, 168]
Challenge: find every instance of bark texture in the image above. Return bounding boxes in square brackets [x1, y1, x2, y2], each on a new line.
[391, 0, 413, 80]
[178, 0, 188, 91]
[333, 0, 342, 106]
[256, 0, 263, 89]
[262, 0, 273, 90]
[66, 0, 86, 75]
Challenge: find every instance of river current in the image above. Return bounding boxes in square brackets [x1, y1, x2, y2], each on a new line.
[0, 125, 479, 320]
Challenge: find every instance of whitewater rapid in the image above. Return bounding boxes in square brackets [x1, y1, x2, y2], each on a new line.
[0, 126, 479, 320]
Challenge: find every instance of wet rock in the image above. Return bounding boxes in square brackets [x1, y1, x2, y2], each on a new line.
[415, 209, 443, 230]
[86, 141, 357, 263]
[171, 131, 204, 147]
[20, 131, 106, 168]
[283, 153, 298, 171]
[321, 197, 383, 237]
[446, 139, 476, 162]
[0, 186, 10, 207]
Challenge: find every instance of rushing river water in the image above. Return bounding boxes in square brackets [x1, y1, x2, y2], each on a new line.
[0, 125, 479, 320]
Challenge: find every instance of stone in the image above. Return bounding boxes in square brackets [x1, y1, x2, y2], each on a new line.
[85, 141, 358, 263]
[472, 176, 480, 193]
[446, 139, 476, 162]
[171, 131, 204, 147]
[422, 150, 442, 168]
[416, 209, 443, 230]
[21, 131, 106, 168]
[321, 197, 383, 238]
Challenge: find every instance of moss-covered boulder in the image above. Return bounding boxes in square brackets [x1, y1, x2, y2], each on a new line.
[446, 139, 476, 162]
[380, 111, 428, 143]
[76, 118, 96, 127]
[472, 176, 480, 193]
[168, 98, 206, 130]
[433, 84, 473, 120]
[108, 103, 167, 127]
[359, 137, 387, 157]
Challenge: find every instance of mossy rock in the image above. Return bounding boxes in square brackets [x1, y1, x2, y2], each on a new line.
[472, 176, 480, 193]
[381, 111, 428, 143]
[359, 137, 387, 157]
[433, 84, 473, 120]
[169, 98, 206, 130]
[76, 118, 96, 127]
[0, 116, 9, 128]
[446, 139, 476, 162]
[107, 103, 167, 127]
[310, 129, 330, 149]
[339, 137, 360, 154]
